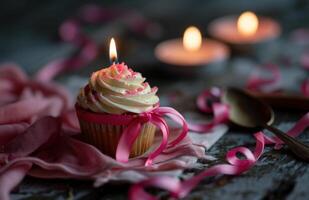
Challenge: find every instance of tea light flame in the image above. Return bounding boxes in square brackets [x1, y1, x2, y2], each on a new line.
[109, 38, 118, 63]
[183, 26, 202, 51]
[237, 11, 259, 36]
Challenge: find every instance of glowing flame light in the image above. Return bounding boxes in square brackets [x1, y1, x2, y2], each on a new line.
[183, 26, 202, 51]
[109, 38, 118, 63]
[237, 11, 259, 36]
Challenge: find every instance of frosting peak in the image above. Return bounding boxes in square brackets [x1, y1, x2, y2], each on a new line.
[77, 63, 159, 114]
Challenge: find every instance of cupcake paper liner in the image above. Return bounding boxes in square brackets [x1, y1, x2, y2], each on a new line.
[78, 118, 156, 158]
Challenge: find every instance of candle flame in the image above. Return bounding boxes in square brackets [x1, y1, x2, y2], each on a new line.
[183, 26, 202, 51]
[237, 11, 259, 36]
[109, 38, 118, 63]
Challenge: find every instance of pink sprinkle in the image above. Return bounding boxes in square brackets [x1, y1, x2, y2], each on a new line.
[126, 74, 137, 80]
[116, 64, 124, 72]
[121, 63, 128, 70]
[151, 86, 158, 92]
[99, 71, 106, 78]
[128, 68, 139, 77]
[137, 87, 143, 92]
[125, 89, 138, 95]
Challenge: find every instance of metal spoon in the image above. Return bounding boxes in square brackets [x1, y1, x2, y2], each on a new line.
[222, 87, 309, 162]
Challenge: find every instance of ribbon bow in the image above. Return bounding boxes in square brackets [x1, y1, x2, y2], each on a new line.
[116, 107, 188, 166]
[76, 106, 188, 166]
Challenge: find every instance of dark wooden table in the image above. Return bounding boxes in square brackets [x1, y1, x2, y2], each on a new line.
[1, 0, 309, 199]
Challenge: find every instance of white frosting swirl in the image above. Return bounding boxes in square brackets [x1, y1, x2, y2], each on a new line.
[77, 63, 159, 114]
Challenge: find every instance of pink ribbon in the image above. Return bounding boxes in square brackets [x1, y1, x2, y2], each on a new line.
[75, 105, 188, 166]
[245, 63, 308, 96]
[246, 64, 281, 92]
[192, 87, 309, 144]
[187, 87, 229, 133]
[129, 132, 265, 200]
[129, 87, 309, 200]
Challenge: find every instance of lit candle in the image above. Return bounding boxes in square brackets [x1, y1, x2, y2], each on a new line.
[237, 11, 259, 37]
[208, 11, 281, 44]
[109, 37, 118, 64]
[183, 26, 202, 52]
[155, 26, 229, 66]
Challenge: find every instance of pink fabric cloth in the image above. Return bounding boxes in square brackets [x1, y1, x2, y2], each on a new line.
[0, 64, 213, 200]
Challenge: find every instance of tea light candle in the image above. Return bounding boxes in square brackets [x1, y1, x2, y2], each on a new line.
[155, 26, 229, 66]
[208, 11, 281, 44]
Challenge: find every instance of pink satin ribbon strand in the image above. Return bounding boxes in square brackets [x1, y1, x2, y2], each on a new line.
[246, 64, 281, 92]
[128, 132, 265, 200]
[187, 87, 229, 133]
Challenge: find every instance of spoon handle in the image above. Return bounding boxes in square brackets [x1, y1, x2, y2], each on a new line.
[264, 124, 309, 162]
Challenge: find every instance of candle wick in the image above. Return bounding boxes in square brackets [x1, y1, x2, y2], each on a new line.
[111, 58, 118, 65]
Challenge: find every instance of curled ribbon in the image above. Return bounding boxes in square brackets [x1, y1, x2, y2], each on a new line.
[192, 87, 309, 145]
[246, 64, 281, 92]
[129, 87, 309, 199]
[129, 132, 265, 200]
[245, 63, 307, 96]
[189, 63, 307, 132]
[75, 105, 188, 166]
[187, 87, 229, 133]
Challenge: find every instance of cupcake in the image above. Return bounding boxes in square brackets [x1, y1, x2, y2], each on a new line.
[75, 63, 159, 158]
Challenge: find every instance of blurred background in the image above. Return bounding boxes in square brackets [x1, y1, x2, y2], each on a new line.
[0, 0, 309, 100]
[1, 0, 308, 69]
